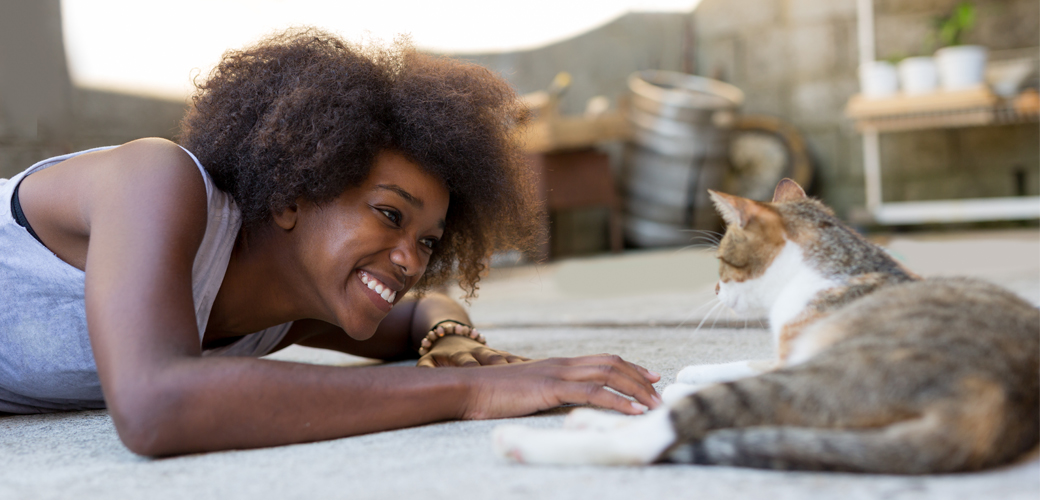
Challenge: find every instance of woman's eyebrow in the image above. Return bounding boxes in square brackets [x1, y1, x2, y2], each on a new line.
[376, 184, 446, 229]
[376, 184, 423, 208]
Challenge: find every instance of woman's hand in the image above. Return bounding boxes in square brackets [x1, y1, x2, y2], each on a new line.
[417, 323, 528, 367]
[458, 354, 663, 419]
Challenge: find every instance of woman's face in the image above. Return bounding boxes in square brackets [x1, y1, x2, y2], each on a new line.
[291, 150, 449, 339]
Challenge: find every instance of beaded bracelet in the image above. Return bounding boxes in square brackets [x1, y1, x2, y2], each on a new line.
[417, 320, 486, 356]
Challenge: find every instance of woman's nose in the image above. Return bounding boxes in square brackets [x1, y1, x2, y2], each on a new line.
[390, 241, 424, 277]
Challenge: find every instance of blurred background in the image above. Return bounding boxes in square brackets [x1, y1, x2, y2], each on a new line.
[1, 0, 1037, 260]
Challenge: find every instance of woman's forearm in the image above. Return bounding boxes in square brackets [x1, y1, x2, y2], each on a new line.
[297, 292, 472, 360]
[111, 357, 471, 456]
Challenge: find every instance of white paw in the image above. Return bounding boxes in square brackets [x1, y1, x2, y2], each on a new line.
[661, 382, 706, 405]
[491, 410, 677, 466]
[676, 360, 763, 385]
[676, 364, 727, 384]
[564, 408, 632, 431]
[492, 424, 534, 463]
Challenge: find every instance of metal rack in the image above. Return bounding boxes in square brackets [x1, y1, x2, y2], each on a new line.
[851, 0, 1040, 225]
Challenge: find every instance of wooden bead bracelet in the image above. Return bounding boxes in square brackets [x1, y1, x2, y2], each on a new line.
[417, 320, 486, 356]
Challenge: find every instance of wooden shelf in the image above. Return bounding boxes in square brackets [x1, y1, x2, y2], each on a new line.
[845, 87, 1039, 132]
[852, 0, 1039, 225]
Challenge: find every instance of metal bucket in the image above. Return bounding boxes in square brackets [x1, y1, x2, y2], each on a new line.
[622, 71, 744, 247]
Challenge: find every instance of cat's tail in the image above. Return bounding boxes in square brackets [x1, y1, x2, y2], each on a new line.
[667, 413, 1033, 474]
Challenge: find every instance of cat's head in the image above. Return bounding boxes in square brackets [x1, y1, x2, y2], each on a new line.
[708, 179, 911, 315]
[707, 179, 808, 313]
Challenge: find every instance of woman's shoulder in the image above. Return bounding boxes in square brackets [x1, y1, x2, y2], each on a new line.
[81, 138, 205, 200]
[105, 138, 199, 175]
[76, 138, 210, 244]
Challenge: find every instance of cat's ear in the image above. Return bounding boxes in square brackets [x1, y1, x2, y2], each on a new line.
[772, 178, 807, 203]
[709, 190, 753, 228]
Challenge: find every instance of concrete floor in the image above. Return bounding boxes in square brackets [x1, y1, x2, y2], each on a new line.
[2, 229, 1038, 499]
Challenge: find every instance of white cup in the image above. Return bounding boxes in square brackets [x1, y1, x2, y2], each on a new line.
[898, 56, 938, 95]
[858, 61, 898, 98]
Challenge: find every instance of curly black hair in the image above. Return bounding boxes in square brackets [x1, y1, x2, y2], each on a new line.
[178, 28, 542, 296]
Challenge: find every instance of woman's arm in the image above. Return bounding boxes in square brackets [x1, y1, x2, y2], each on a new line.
[292, 292, 523, 367]
[289, 292, 469, 360]
[83, 140, 660, 457]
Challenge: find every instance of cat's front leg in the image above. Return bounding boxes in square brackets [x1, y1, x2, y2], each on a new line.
[675, 359, 775, 385]
[661, 382, 710, 405]
[563, 407, 635, 431]
[493, 409, 676, 466]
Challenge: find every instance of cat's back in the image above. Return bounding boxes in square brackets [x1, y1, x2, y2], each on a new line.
[810, 276, 1038, 395]
[836, 277, 1038, 345]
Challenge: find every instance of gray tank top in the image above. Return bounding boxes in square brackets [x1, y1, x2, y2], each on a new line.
[0, 146, 292, 413]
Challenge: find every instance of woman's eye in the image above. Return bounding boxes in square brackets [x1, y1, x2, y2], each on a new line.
[380, 209, 401, 226]
[420, 238, 438, 250]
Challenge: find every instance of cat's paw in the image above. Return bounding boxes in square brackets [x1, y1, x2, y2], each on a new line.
[492, 410, 676, 466]
[564, 408, 632, 431]
[676, 360, 763, 384]
[661, 382, 706, 405]
[492, 424, 535, 463]
[492, 424, 601, 465]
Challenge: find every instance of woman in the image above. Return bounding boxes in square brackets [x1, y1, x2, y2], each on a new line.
[0, 29, 660, 456]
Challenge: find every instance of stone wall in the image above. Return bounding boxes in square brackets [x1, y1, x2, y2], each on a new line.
[458, 13, 695, 116]
[0, 0, 187, 179]
[691, 0, 1039, 218]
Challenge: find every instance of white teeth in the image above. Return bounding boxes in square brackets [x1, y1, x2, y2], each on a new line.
[361, 272, 396, 304]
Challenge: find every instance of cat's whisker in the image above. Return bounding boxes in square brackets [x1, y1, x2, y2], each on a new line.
[678, 230, 722, 243]
[677, 298, 720, 329]
[693, 301, 725, 334]
[710, 305, 726, 330]
[675, 243, 720, 253]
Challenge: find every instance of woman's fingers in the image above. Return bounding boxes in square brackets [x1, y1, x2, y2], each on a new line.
[561, 356, 660, 397]
[449, 350, 481, 367]
[552, 362, 660, 410]
[551, 357, 661, 409]
[472, 347, 530, 365]
[555, 382, 650, 416]
[579, 353, 661, 384]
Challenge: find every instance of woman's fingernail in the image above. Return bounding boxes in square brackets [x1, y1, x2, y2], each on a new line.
[631, 402, 648, 413]
[652, 395, 662, 406]
[648, 370, 660, 379]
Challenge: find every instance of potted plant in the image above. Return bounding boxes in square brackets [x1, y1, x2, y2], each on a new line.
[933, 2, 987, 91]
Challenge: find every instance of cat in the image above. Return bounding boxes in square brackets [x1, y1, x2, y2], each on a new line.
[492, 179, 1039, 473]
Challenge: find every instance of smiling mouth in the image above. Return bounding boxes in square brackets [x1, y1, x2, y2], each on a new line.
[358, 270, 397, 306]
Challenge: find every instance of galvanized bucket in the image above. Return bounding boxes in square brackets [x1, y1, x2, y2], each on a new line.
[622, 71, 744, 247]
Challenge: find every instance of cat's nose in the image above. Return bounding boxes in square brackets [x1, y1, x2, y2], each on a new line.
[715, 282, 720, 295]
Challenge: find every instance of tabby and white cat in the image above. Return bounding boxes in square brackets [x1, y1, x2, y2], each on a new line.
[493, 179, 1039, 473]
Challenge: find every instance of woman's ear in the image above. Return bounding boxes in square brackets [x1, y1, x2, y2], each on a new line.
[273, 202, 299, 231]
